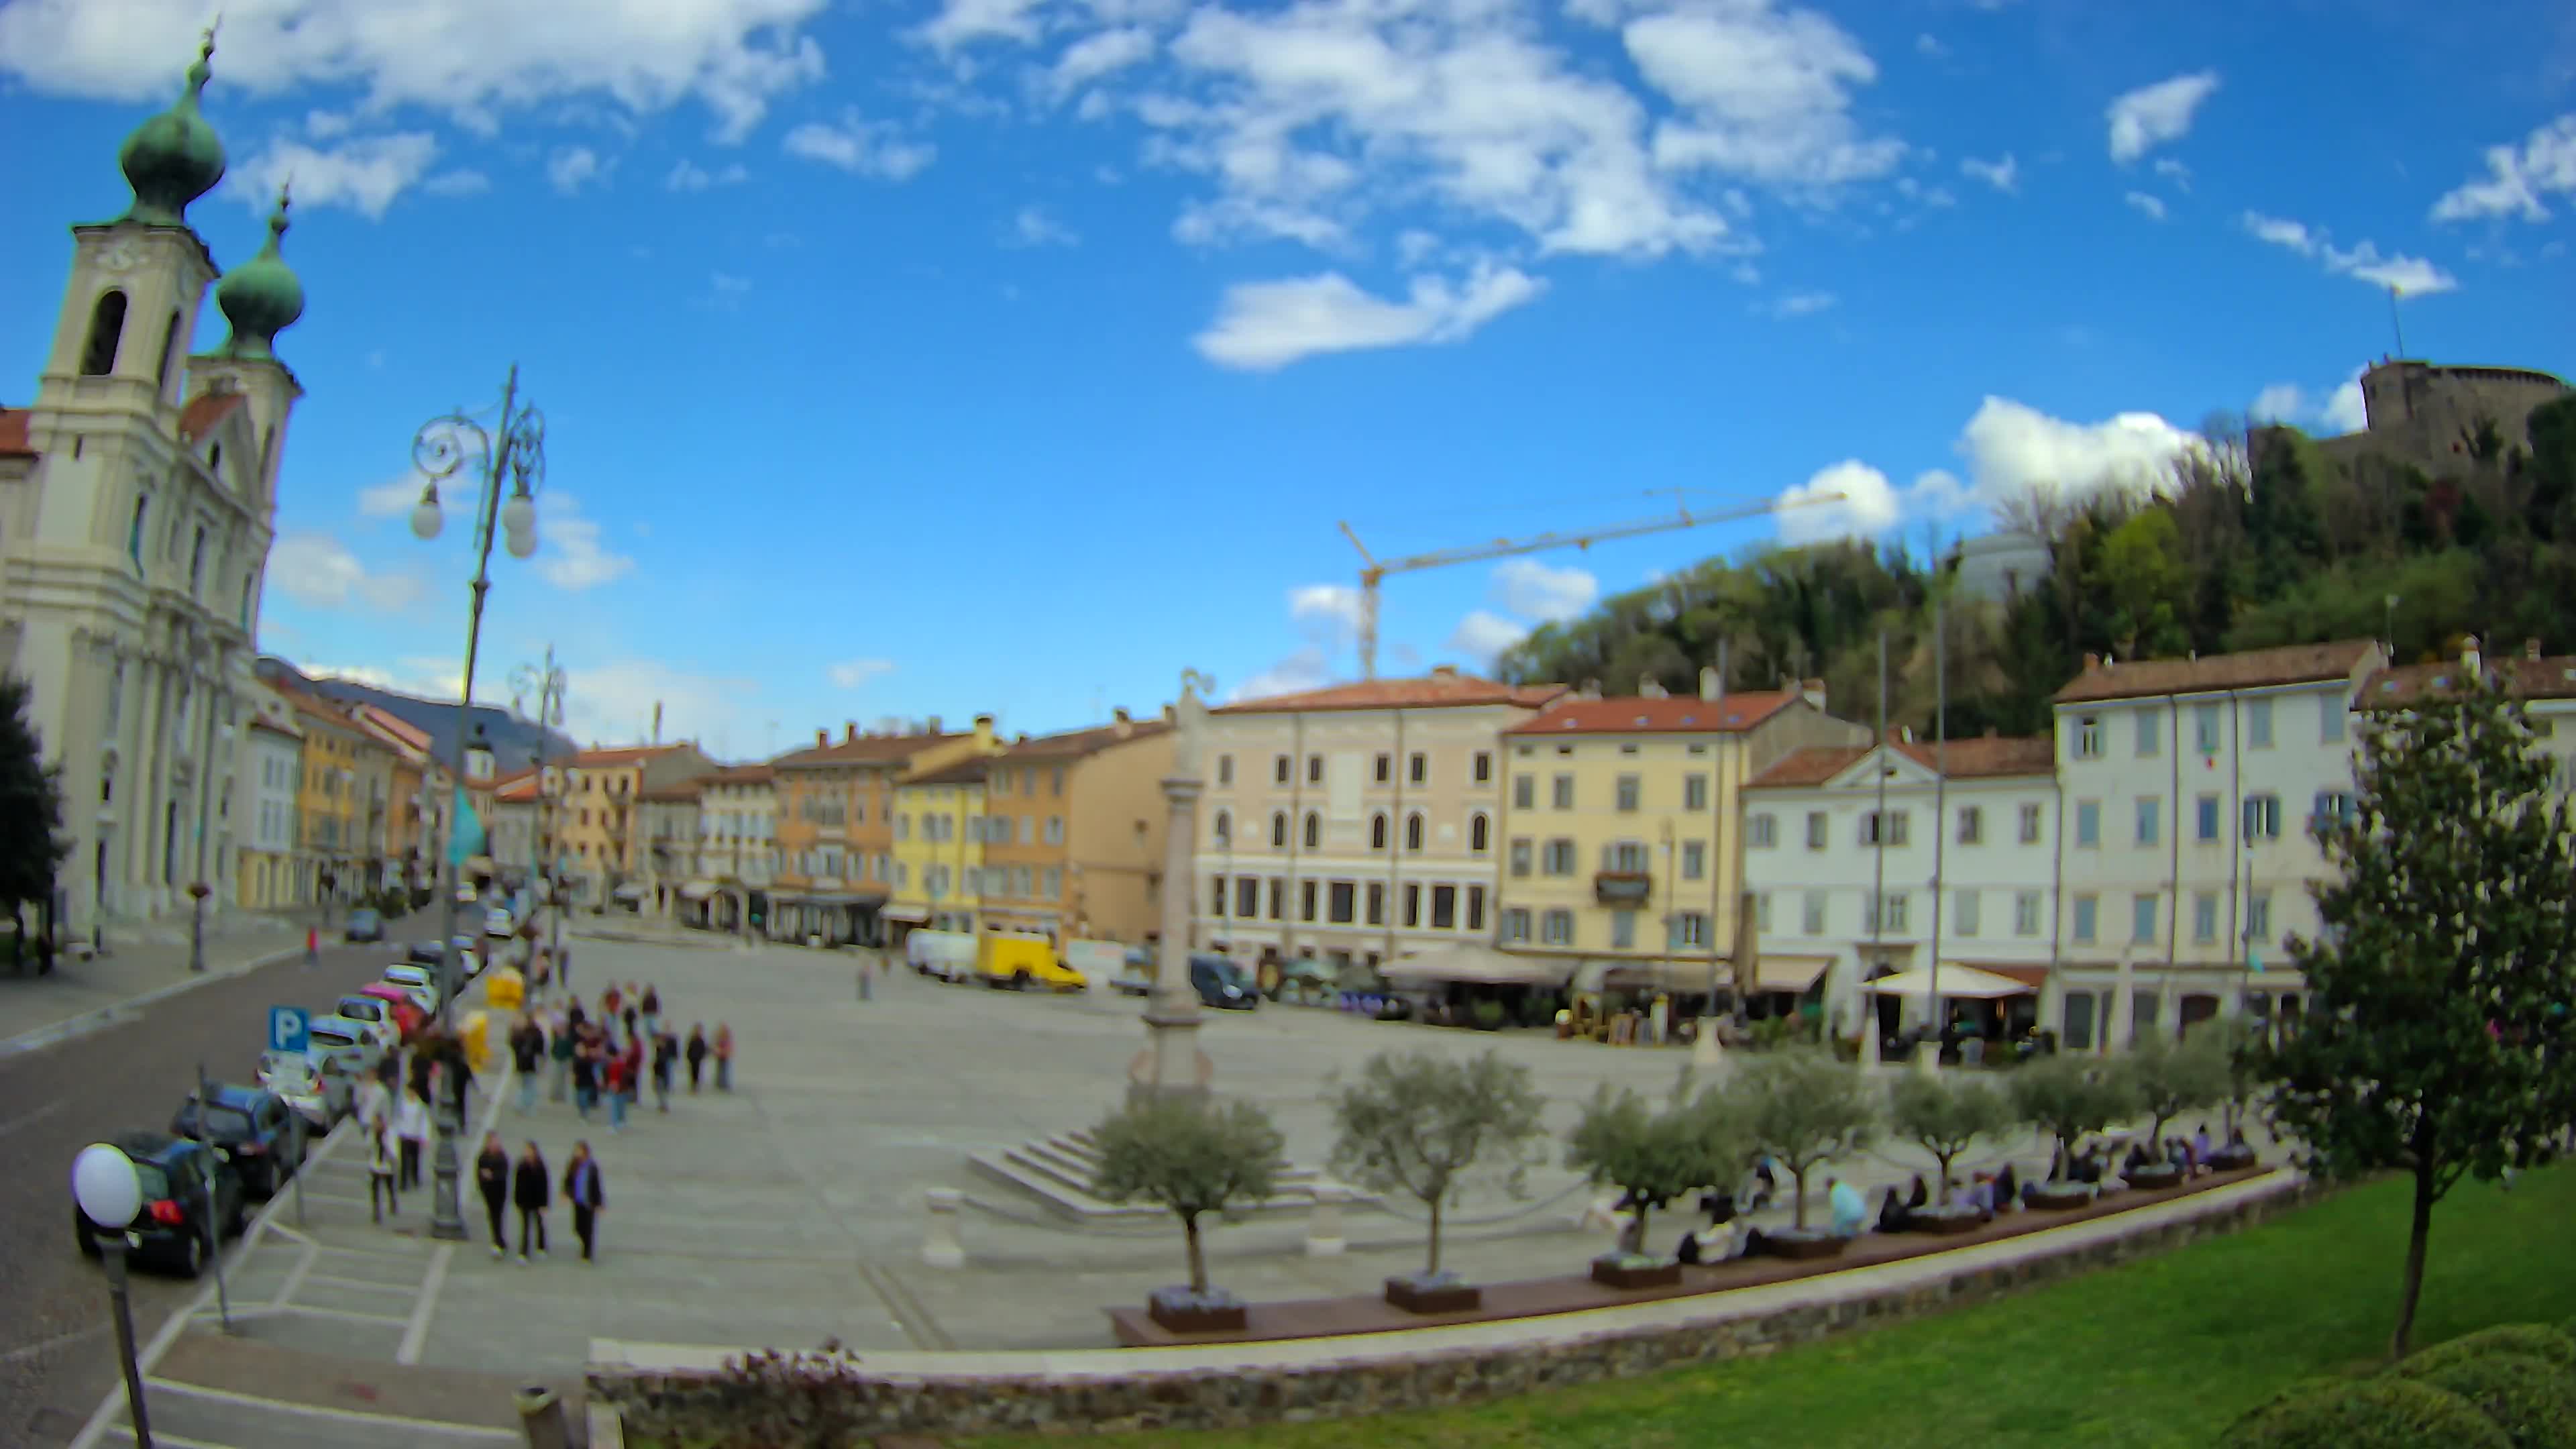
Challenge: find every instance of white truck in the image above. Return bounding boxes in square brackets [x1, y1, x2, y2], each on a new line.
[905, 929, 978, 983]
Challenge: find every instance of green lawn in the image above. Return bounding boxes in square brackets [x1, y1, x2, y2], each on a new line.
[959, 1166, 2573, 1449]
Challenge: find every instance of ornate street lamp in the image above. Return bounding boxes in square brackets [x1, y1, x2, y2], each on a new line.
[409, 365, 546, 1243]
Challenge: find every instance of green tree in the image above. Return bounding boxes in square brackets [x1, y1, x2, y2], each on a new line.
[1090, 1097, 1284, 1296]
[0, 674, 69, 967]
[2130, 1028, 2234, 1155]
[1886, 1071, 2019, 1196]
[2254, 669, 2576, 1358]
[1325, 1049, 1546, 1279]
[1563, 1076, 1734, 1259]
[2091, 508, 2192, 657]
[2007, 1053, 2139, 1181]
[1733, 1049, 1880, 1231]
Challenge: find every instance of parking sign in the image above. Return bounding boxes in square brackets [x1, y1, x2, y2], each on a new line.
[269, 1005, 310, 1056]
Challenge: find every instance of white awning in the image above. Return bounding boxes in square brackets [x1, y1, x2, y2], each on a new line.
[1381, 943, 1574, 988]
[678, 881, 718, 901]
[880, 904, 930, 923]
[1862, 964, 2035, 1000]
[1755, 955, 1831, 994]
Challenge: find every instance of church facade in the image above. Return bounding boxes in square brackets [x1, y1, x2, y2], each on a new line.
[0, 30, 307, 932]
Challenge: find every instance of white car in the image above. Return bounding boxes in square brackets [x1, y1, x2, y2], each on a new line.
[307, 1015, 388, 1071]
[328, 997, 405, 1052]
[259, 1051, 353, 1131]
[484, 906, 516, 940]
[378, 965, 438, 1014]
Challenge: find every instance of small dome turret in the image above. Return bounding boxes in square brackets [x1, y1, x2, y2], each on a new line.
[216, 186, 305, 362]
[117, 28, 227, 227]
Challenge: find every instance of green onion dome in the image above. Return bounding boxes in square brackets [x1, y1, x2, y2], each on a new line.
[117, 30, 226, 227]
[216, 187, 305, 362]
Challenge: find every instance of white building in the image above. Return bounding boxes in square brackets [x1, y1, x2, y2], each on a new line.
[0, 35, 303, 932]
[1949, 530, 2052, 606]
[1743, 733, 2061, 1040]
[2050, 640, 2385, 1053]
[233, 688, 303, 910]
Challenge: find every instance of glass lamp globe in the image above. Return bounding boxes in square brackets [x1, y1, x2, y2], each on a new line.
[411, 496, 444, 541]
[500, 494, 535, 538]
[72, 1142, 142, 1226]
[504, 525, 537, 559]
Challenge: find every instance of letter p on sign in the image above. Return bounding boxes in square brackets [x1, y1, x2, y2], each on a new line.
[269, 1006, 309, 1056]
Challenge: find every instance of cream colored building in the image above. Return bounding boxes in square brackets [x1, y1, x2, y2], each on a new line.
[1496, 680, 1866, 999]
[682, 763, 777, 933]
[1191, 667, 1566, 975]
[233, 686, 302, 910]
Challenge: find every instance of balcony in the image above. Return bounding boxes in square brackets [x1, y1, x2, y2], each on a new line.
[1594, 870, 1653, 906]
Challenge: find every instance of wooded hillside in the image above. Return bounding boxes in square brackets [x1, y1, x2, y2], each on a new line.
[1494, 394, 2576, 737]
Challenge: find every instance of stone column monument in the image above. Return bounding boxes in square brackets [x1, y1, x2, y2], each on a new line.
[1129, 668, 1216, 1105]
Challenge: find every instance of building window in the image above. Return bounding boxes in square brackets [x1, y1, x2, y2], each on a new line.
[1953, 889, 1980, 936]
[1552, 774, 1574, 809]
[2192, 892, 2218, 943]
[2135, 797, 2159, 847]
[2073, 894, 2098, 943]
[1366, 881, 1385, 925]
[1271, 811, 1288, 847]
[2194, 704, 2221, 755]
[1501, 907, 1530, 942]
[2320, 696, 2346, 743]
[1431, 884, 1457, 929]
[2247, 699, 2273, 748]
[2312, 791, 2355, 830]
[1295, 754, 1316, 785]
[1236, 877, 1259, 918]
[1472, 751, 1491, 784]
[1683, 775, 1708, 811]
[1801, 890, 1827, 934]
[1046, 815, 1065, 845]
[2196, 794, 2221, 842]
[1301, 879, 1318, 922]
[82, 288, 128, 376]
[2243, 794, 2283, 840]
[1212, 875, 1228, 916]
[1467, 885, 1485, 932]
[2013, 891, 2041, 936]
[1615, 775, 1641, 812]
[1681, 840, 1705, 879]
[128, 495, 150, 566]
[1748, 813, 1776, 848]
[1404, 812, 1424, 852]
[1610, 910, 1635, 949]
[2019, 803, 2043, 844]
[2075, 715, 2102, 759]
[2075, 800, 2100, 848]
[1860, 810, 1909, 846]
[1302, 811, 1320, 849]
[1274, 754, 1291, 784]
[1213, 810, 1231, 845]
[1371, 813, 1388, 850]
[188, 525, 206, 595]
[1864, 892, 1909, 934]
[1604, 840, 1649, 871]
[1408, 752, 1428, 785]
[2131, 893, 2158, 943]
[1267, 877, 1285, 920]
[1468, 813, 1489, 853]
[1375, 753, 1391, 784]
[1509, 838, 1532, 877]
[1542, 839, 1576, 875]
[1217, 754, 1234, 786]
[1541, 908, 1574, 946]
[1403, 882, 1421, 927]
[1805, 811, 1828, 849]
[2246, 890, 2273, 941]
[2136, 710, 2160, 757]
[1512, 775, 1534, 810]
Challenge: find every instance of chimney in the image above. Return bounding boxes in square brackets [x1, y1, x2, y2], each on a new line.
[2462, 635, 2482, 674]
[845, 722, 861, 744]
[973, 712, 996, 745]
[814, 728, 828, 747]
[2526, 639, 2543, 661]
[1698, 667, 1719, 701]
[1802, 677, 1828, 712]
[924, 715, 941, 736]
[1161, 704, 1174, 724]
[1640, 675, 1666, 698]
[1580, 678, 1602, 700]
[2082, 652, 2100, 673]
[1430, 663, 1460, 682]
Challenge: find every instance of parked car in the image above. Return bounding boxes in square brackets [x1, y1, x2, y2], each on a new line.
[303, 1017, 384, 1081]
[1270, 957, 1337, 1004]
[354, 984, 428, 1040]
[343, 907, 386, 943]
[1110, 948, 1155, 997]
[405, 940, 447, 966]
[258, 1050, 353, 1133]
[484, 906, 516, 940]
[1190, 955, 1259, 1011]
[329, 996, 405, 1052]
[75, 1131, 246, 1277]
[171, 1084, 301, 1197]
[379, 964, 439, 1012]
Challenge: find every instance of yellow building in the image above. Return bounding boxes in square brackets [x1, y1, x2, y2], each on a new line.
[889, 755, 999, 935]
[1495, 684, 1864, 1001]
[280, 689, 368, 907]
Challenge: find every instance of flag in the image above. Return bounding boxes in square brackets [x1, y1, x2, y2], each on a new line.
[447, 787, 486, 865]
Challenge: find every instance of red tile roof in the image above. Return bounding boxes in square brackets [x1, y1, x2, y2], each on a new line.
[178, 392, 246, 442]
[490, 768, 541, 802]
[700, 763, 776, 786]
[771, 732, 968, 769]
[1218, 671, 1566, 714]
[0, 408, 32, 458]
[996, 719, 1173, 761]
[571, 743, 693, 768]
[2362, 651, 2576, 707]
[1504, 692, 1801, 736]
[2053, 641, 2379, 704]
[904, 757, 996, 788]
[1749, 733, 2056, 788]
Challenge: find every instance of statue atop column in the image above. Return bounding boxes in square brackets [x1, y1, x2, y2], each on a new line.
[1173, 668, 1215, 778]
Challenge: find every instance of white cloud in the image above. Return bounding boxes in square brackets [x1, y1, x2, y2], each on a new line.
[356, 476, 422, 519]
[2249, 370, 2369, 435]
[917, 0, 1050, 50]
[1446, 610, 1529, 664]
[2240, 210, 2458, 294]
[826, 659, 895, 688]
[226, 133, 440, 219]
[2153, 156, 2191, 189]
[782, 110, 936, 179]
[1960, 153, 2017, 193]
[1622, 2, 1908, 187]
[0, 0, 829, 144]
[1228, 647, 1333, 704]
[1953, 396, 2203, 504]
[2430, 114, 2576, 224]
[547, 146, 608, 195]
[1051, 26, 1155, 96]
[556, 657, 771, 749]
[1230, 582, 1368, 702]
[1762, 290, 1837, 318]
[1288, 583, 1366, 641]
[667, 158, 749, 191]
[2249, 384, 2308, 424]
[2322, 376, 2369, 434]
[1776, 460, 1906, 543]
[421, 170, 490, 197]
[1491, 559, 1598, 623]
[1009, 205, 1079, 246]
[2106, 70, 2219, 164]
[711, 272, 752, 293]
[266, 533, 427, 612]
[1193, 262, 1545, 371]
[528, 491, 635, 592]
[1914, 33, 1947, 59]
[2124, 191, 2167, 221]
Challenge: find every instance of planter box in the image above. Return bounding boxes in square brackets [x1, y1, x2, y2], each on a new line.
[2209, 1146, 2259, 1172]
[1767, 1230, 1847, 1261]
[1590, 1256, 1684, 1291]
[2025, 1181, 2096, 1212]
[1910, 1206, 1985, 1236]
[2124, 1163, 2184, 1191]
[1147, 1296, 1248, 1334]
[1383, 1276, 1482, 1314]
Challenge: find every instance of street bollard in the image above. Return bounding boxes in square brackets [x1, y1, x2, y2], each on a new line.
[921, 1188, 966, 1269]
[1304, 1185, 1348, 1257]
[515, 1385, 572, 1449]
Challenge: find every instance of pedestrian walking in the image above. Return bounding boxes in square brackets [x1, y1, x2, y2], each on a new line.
[714, 1023, 734, 1092]
[639, 985, 661, 1042]
[686, 1025, 708, 1093]
[366, 1117, 400, 1223]
[563, 1141, 606, 1263]
[512, 1140, 551, 1261]
[475, 1133, 511, 1256]
[604, 1049, 631, 1133]
[651, 1030, 676, 1113]
[549, 1009, 576, 1103]
[572, 1036, 600, 1120]
[304, 925, 319, 969]
[356, 1072, 390, 1136]
[602, 983, 623, 1019]
[513, 1018, 544, 1113]
[394, 1089, 429, 1191]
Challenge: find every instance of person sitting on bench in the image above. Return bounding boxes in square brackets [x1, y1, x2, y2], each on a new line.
[1876, 1183, 1913, 1234]
[1993, 1162, 2020, 1210]
[1675, 1190, 1740, 1263]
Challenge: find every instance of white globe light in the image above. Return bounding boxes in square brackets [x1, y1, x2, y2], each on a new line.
[72, 1142, 142, 1226]
[500, 494, 536, 538]
[410, 498, 444, 541]
[504, 524, 538, 559]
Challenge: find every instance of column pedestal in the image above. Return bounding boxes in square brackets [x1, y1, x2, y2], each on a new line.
[1305, 1185, 1348, 1256]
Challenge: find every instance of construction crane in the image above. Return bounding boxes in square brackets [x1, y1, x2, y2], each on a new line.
[1337, 492, 1845, 680]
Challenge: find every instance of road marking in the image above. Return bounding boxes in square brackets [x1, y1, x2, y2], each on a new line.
[397, 1244, 454, 1365]
[302, 1270, 414, 1291]
[268, 1304, 413, 1328]
[0, 1321, 109, 1366]
[104, 1426, 231, 1448]
[0, 1098, 67, 1138]
[144, 1379, 521, 1442]
[269, 1243, 319, 1309]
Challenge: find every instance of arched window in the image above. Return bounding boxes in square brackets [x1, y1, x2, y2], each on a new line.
[1470, 812, 1490, 853]
[1302, 811, 1320, 849]
[82, 290, 128, 376]
[1404, 812, 1424, 852]
[189, 525, 207, 594]
[127, 495, 149, 566]
[154, 309, 181, 390]
[239, 574, 255, 626]
[1371, 812, 1388, 850]
[1212, 809, 1231, 845]
[1270, 811, 1288, 847]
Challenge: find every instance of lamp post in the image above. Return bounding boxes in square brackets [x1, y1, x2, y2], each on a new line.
[72, 1143, 154, 1448]
[513, 648, 568, 970]
[409, 365, 547, 1243]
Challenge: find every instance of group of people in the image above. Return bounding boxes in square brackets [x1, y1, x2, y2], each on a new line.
[504, 981, 735, 1134]
[356, 1033, 476, 1224]
[472, 1133, 609, 1263]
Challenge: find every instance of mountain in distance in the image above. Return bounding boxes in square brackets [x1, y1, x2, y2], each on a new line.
[255, 657, 579, 775]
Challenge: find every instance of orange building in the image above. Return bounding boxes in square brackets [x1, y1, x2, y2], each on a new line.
[971, 710, 1175, 945]
[767, 717, 996, 944]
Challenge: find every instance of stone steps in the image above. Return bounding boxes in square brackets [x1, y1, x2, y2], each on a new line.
[968, 1130, 1371, 1226]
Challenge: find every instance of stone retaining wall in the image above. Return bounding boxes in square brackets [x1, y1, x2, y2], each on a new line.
[594, 1173, 2323, 1443]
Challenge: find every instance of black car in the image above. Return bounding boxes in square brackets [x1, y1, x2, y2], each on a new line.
[1189, 955, 1260, 1011]
[406, 939, 446, 966]
[73, 1130, 246, 1277]
[343, 907, 386, 943]
[171, 1084, 301, 1197]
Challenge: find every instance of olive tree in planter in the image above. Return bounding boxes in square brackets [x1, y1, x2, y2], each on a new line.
[2125, 1029, 2233, 1187]
[1736, 1049, 1880, 1257]
[1325, 1047, 1546, 1314]
[1564, 1075, 1735, 1290]
[1089, 1095, 1283, 1333]
[2005, 1053, 2139, 1208]
[1886, 1070, 2019, 1228]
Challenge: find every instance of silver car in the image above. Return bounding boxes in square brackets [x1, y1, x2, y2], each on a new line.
[259, 1051, 354, 1131]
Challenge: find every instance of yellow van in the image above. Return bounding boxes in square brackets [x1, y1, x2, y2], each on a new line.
[977, 933, 1087, 992]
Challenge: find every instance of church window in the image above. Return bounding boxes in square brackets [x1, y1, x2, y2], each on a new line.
[154, 310, 181, 390]
[127, 496, 149, 567]
[82, 291, 129, 376]
[189, 526, 207, 594]
[106, 664, 123, 730]
[239, 574, 254, 627]
[209, 443, 222, 472]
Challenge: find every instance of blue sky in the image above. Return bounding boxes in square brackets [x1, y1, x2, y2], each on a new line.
[3, 0, 2571, 756]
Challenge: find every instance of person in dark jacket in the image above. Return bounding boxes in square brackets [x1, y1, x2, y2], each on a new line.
[563, 1140, 606, 1263]
[513, 1018, 545, 1112]
[651, 1031, 678, 1113]
[475, 1133, 511, 1257]
[511, 1141, 550, 1261]
[685, 1026, 709, 1093]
